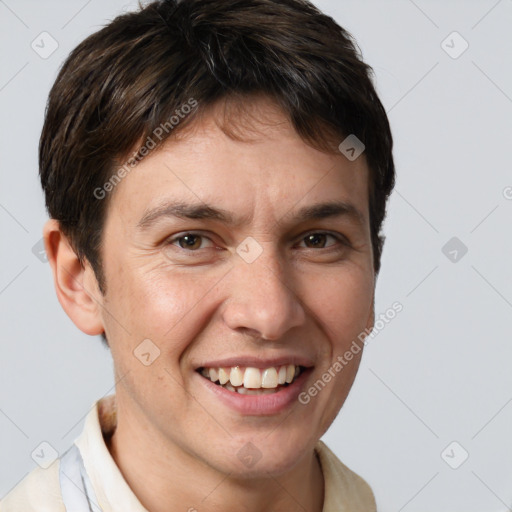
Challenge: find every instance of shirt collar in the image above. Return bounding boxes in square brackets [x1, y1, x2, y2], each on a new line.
[74, 394, 371, 511]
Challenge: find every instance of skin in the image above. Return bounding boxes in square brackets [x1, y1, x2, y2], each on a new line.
[44, 97, 375, 512]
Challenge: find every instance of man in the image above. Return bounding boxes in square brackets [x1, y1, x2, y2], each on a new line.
[1, 0, 394, 510]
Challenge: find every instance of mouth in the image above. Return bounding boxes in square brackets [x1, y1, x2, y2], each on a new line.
[196, 364, 306, 395]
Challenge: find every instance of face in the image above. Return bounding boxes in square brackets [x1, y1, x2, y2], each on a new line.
[96, 98, 375, 477]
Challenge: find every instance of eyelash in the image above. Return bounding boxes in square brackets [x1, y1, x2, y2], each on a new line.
[166, 231, 350, 253]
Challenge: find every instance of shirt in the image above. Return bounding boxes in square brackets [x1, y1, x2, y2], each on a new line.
[1, 394, 376, 511]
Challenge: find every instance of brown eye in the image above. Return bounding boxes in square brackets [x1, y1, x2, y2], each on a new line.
[298, 232, 349, 252]
[304, 233, 328, 248]
[176, 234, 203, 250]
[166, 232, 219, 257]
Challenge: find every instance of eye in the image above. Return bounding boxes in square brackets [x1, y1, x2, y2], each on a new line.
[298, 232, 347, 249]
[168, 233, 215, 251]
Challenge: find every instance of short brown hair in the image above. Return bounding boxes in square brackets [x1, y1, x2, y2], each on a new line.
[40, 0, 395, 295]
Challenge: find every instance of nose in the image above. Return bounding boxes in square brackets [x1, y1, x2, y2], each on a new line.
[220, 247, 306, 340]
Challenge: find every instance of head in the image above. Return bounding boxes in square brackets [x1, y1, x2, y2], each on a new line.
[41, 0, 394, 478]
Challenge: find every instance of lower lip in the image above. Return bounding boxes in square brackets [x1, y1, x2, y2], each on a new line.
[197, 369, 313, 415]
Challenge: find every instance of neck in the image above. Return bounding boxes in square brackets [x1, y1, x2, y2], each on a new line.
[106, 400, 324, 512]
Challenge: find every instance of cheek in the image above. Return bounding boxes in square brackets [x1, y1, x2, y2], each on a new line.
[106, 263, 225, 355]
[305, 265, 374, 348]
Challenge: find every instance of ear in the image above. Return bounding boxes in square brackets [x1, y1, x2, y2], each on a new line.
[43, 219, 105, 336]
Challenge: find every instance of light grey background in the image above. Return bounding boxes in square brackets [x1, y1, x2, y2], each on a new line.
[1, 0, 511, 510]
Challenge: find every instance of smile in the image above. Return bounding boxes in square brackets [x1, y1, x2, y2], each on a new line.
[198, 365, 304, 395]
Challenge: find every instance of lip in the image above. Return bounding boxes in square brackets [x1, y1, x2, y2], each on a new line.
[197, 367, 313, 415]
[195, 355, 315, 370]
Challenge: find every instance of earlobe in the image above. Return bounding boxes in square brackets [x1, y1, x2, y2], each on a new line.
[43, 219, 105, 336]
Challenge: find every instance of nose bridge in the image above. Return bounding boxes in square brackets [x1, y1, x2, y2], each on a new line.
[221, 244, 306, 340]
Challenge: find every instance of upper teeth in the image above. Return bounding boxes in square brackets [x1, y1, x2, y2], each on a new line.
[200, 364, 301, 389]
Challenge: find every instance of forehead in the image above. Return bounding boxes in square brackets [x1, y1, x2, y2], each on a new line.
[107, 98, 370, 229]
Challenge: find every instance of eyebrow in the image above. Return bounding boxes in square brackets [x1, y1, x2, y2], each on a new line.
[136, 200, 366, 230]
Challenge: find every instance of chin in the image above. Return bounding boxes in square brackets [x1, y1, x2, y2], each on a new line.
[211, 432, 316, 478]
